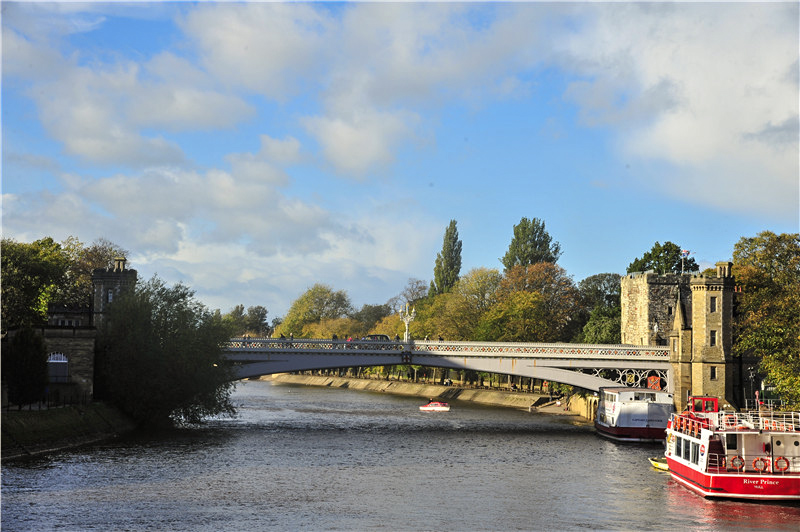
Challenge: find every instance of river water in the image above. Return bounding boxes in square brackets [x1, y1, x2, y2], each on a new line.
[3, 379, 799, 531]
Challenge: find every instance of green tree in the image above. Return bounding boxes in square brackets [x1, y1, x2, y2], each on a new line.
[500, 217, 561, 271]
[1, 327, 49, 405]
[576, 273, 622, 343]
[245, 305, 270, 336]
[733, 231, 800, 408]
[474, 291, 548, 342]
[430, 220, 462, 296]
[58, 236, 128, 307]
[1, 237, 69, 329]
[579, 305, 622, 344]
[278, 284, 353, 337]
[351, 303, 392, 331]
[498, 263, 583, 341]
[627, 241, 698, 274]
[97, 276, 236, 427]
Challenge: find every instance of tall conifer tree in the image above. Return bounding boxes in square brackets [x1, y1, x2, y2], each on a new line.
[430, 220, 462, 296]
[501, 217, 561, 271]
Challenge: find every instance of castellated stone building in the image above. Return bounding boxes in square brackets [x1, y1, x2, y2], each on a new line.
[2, 258, 137, 405]
[621, 262, 737, 409]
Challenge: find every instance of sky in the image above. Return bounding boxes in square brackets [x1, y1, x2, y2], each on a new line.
[2, 1, 798, 320]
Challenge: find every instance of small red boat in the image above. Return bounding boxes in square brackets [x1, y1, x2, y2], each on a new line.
[419, 400, 450, 412]
[664, 396, 800, 500]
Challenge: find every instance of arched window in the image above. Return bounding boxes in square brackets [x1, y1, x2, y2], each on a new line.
[47, 352, 70, 383]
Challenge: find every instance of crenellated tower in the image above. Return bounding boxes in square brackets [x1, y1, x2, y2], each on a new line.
[621, 262, 736, 409]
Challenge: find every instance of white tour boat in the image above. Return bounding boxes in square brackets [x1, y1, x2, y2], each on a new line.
[595, 386, 675, 442]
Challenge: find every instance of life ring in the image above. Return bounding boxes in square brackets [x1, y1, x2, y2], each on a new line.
[753, 457, 769, 473]
[729, 456, 745, 471]
[722, 415, 736, 428]
[774, 456, 790, 472]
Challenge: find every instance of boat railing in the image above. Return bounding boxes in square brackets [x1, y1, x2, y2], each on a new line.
[673, 411, 800, 433]
[705, 453, 800, 476]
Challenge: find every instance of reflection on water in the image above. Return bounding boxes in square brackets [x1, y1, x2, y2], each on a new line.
[3, 380, 799, 531]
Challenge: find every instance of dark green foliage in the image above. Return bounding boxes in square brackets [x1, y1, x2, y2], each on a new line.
[1, 327, 48, 404]
[97, 276, 237, 427]
[500, 217, 561, 271]
[578, 305, 622, 344]
[627, 241, 698, 274]
[576, 273, 622, 343]
[430, 220, 462, 296]
[351, 303, 392, 330]
[223, 304, 270, 336]
[733, 231, 800, 408]
[1, 238, 69, 329]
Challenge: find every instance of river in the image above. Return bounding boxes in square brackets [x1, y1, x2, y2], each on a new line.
[3, 379, 799, 531]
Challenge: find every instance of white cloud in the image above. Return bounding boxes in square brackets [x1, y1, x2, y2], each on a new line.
[179, 3, 330, 99]
[557, 3, 799, 220]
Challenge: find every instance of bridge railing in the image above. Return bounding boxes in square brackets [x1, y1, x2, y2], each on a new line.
[225, 338, 670, 359]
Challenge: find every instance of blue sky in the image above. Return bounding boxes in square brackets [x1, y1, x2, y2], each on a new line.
[3, 2, 798, 319]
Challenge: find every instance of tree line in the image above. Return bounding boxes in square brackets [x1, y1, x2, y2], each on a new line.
[2, 223, 798, 420]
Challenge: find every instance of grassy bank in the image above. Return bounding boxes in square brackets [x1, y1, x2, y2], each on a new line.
[2, 402, 136, 461]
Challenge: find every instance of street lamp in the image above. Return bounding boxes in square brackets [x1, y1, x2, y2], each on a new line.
[400, 302, 416, 342]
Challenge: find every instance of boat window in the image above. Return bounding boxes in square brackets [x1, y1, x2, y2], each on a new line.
[683, 439, 691, 460]
[675, 437, 683, 458]
[725, 434, 737, 450]
[691, 442, 700, 464]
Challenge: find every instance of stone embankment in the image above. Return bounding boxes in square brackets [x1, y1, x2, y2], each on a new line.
[268, 374, 593, 422]
[1, 403, 136, 461]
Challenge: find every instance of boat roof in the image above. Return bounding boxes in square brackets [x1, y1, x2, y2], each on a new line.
[599, 386, 672, 395]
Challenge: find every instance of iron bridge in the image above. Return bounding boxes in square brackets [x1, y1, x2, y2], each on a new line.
[223, 338, 672, 392]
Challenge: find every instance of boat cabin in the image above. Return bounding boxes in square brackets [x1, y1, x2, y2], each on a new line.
[686, 396, 718, 414]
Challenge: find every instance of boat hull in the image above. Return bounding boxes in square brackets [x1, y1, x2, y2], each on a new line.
[595, 421, 666, 443]
[667, 458, 800, 500]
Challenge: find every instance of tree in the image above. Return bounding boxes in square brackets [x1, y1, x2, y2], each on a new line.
[579, 305, 621, 344]
[278, 284, 353, 337]
[351, 303, 392, 331]
[627, 241, 698, 274]
[1, 327, 48, 405]
[1, 237, 69, 329]
[733, 231, 800, 408]
[576, 273, 622, 343]
[97, 276, 236, 427]
[429, 220, 462, 297]
[245, 305, 270, 336]
[474, 291, 548, 342]
[500, 217, 561, 271]
[498, 263, 583, 341]
[58, 237, 128, 307]
[579, 273, 621, 310]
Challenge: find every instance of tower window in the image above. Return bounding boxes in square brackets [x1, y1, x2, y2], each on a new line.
[710, 296, 717, 313]
[710, 330, 717, 347]
[107, 290, 113, 303]
[710, 366, 718, 380]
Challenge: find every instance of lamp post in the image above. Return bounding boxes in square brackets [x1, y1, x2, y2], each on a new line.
[400, 302, 416, 342]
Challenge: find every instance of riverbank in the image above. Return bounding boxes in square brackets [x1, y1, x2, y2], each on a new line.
[267, 374, 593, 421]
[1, 402, 137, 461]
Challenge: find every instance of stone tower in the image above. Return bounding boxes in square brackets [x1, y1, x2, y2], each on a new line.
[621, 262, 736, 409]
[91, 257, 137, 328]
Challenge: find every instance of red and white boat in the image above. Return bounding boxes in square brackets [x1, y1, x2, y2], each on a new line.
[419, 400, 450, 412]
[594, 387, 675, 442]
[665, 396, 800, 500]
